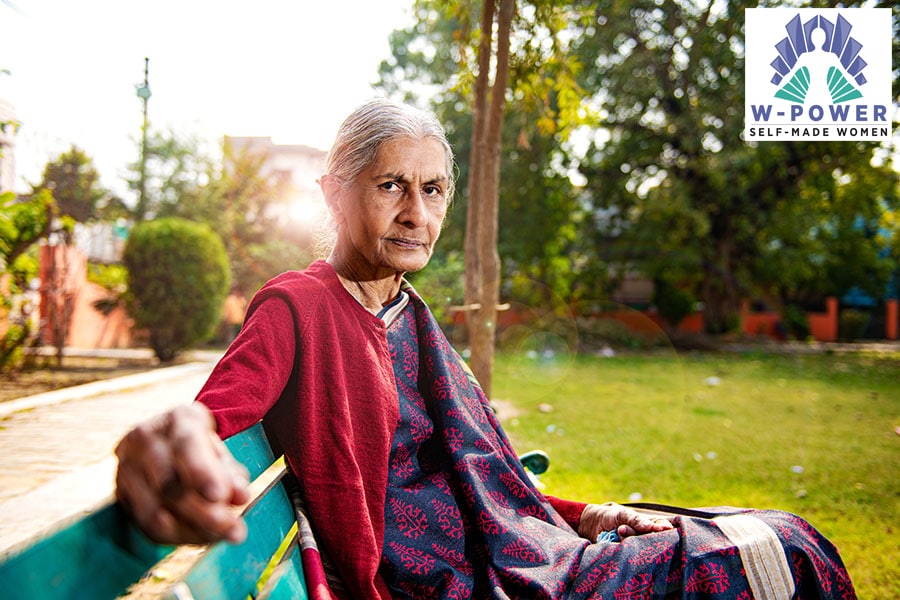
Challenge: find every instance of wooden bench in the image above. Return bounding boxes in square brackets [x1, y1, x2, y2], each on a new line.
[0, 423, 550, 599]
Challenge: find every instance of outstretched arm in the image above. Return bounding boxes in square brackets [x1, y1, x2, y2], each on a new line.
[114, 404, 251, 545]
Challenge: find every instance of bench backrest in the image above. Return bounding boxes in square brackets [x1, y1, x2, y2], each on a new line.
[0, 423, 549, 599]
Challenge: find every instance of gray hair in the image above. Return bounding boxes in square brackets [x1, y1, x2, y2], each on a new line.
[325, 98, 456, 200]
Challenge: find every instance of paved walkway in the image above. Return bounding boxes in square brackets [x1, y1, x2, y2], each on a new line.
[0, 351, 222, 556]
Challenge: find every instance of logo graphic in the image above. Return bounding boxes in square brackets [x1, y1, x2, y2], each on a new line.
[770, 14, 866, 105]
[744, 8, 891, 142]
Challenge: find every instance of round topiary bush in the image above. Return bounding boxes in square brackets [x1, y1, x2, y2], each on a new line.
[123, 218, 230, 362]
[839, 308, 870, 342]
[652, 279, 697, 329]
[782, 304, 811, 340]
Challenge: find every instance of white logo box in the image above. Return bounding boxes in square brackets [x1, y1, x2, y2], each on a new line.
[744, 8, 892, 142]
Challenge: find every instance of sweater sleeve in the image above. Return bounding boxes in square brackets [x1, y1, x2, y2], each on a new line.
[544, 495, 588, 531]
[196, 296, 297, 439]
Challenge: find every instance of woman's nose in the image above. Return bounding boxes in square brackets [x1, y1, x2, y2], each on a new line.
[399, 189, 428, 226]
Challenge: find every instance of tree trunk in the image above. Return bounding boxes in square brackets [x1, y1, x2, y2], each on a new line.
[463, 0, 492, 366]
[701, 239, 741, 334]
[463, 0, 514, 398]
[44, 244, 73, 368]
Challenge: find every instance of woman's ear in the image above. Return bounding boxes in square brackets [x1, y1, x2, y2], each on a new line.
[319, 175, 346, 225]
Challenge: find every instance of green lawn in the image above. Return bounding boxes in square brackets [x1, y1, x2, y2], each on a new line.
[493, 348, 899, 599]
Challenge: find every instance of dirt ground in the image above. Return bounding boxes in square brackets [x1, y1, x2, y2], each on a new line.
[0, 355, 178, 404]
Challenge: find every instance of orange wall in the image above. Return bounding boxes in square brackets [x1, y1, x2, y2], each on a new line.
[39, 245, 135, 348]
[887, 299, 898, 341]
[36, 244, 898, 347]
[494, 296, 850, 343]
[66, 279, 135, 348]
[807, 297, 838, 342]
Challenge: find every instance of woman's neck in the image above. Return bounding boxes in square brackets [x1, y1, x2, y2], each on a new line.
[326, 254, 404, 314]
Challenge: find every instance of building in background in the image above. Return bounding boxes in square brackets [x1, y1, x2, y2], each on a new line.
[0, 97, 16, 192]
[223, 136, 327, 227]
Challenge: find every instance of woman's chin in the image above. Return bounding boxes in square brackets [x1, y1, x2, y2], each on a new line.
[381, 251, 432, 274]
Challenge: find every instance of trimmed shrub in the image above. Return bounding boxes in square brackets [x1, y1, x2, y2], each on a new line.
[839, 308, 870, 341]
[652, 279, 696, 328]
[782, 304, 811, 340]
[574, 316, 668, 351]
[124, 218, 230, 362]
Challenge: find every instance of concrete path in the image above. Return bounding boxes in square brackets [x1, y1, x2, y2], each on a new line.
[0, 351, 222, 555]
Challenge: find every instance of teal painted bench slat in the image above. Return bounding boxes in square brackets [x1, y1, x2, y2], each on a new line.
[0, 424, 300, 600]
[118, 425, 305, 600]
[0, 421, 550, 598]
[0, 503, 170, 599]
[171, 458, 305, 600]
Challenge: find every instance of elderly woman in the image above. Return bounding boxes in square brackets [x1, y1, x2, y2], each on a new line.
[115, 99, 854, 599]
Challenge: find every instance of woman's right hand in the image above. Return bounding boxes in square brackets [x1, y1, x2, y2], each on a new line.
[578, 502, 674, 541]
[114, 404, 251, 545]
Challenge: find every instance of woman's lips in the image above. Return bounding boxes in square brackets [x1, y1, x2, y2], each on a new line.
[388, 237, 426, 249]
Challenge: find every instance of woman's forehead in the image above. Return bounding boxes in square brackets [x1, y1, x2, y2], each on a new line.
[370, 137, 448, 177]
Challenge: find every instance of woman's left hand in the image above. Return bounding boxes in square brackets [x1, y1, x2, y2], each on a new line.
[578, 502, 674, 541]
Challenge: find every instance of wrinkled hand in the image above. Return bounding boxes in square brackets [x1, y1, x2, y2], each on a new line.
[114, 404, 250, 545]
[578, 502, 674, 541]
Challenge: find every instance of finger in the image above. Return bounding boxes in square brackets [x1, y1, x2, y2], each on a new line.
[116, 466, 181, 544]
[209, 433, 251, 505]
[122, 467, 246, 545]
[166, 490, 248, 544]
[178, 516, 246, 545]
[636, 515, 674, 532]
[116, 419, 178, 498]
[168, 406, 233, 503]
[164, 504, 247, 545]
[626, 513, 673, 535]
[617, 524, 638, 539]
[626, 513, 675, 535]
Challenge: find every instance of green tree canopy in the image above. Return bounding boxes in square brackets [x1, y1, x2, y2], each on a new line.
[574, 0, 899, 332]
[0, 189, 59, 269]
[125, 131, 312, 295]
[0, 189, 57, 369]
[126, 129, 213, 222]
[381, 0, 899, 342]
[34, 146, 107, 223]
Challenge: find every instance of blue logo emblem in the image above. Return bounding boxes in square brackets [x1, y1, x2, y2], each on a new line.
[769, 13, 867, 104]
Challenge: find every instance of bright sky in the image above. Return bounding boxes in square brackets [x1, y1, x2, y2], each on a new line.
[1, 0, 414, 195]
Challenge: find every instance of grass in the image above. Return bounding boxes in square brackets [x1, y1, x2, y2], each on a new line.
[493, 348, 899, 599]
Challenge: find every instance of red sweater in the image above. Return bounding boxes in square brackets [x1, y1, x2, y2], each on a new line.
[196, 261, 586, 598]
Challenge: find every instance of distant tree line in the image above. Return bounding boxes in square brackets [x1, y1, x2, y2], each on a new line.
[1, 129, 315, 365]
[3, 0, 898, 368]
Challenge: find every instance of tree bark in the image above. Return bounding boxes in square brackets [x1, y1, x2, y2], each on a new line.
[463, 0, 514, 397]
[701, 238, 741, 334]
[463, 0, 493, 344]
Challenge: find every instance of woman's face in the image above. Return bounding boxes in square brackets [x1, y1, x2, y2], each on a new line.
[326, 136, 450, 277]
